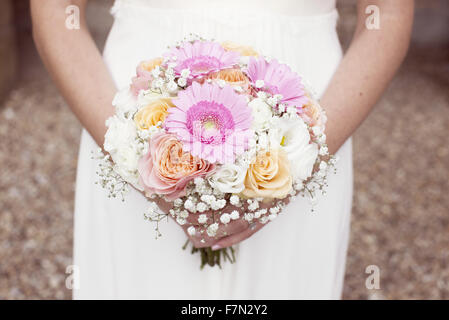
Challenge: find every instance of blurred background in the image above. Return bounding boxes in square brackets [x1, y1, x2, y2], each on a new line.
[0, 0, 448, 299]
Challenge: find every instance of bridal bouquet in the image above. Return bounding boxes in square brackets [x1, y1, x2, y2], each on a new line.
[95, 35, 336, 268]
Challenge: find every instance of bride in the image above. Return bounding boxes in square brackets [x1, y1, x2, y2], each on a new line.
[31, 0, 413, 299]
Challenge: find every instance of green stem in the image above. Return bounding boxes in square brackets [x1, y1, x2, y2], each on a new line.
[182, 239, 189, 250]
[182, 240, 236, 269]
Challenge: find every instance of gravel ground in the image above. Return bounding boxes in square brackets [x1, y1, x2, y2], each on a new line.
[0, 1, 448, 299]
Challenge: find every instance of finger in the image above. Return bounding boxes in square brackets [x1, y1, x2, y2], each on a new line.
[183, 220, 240, 246]
[182, 225, 216, 248]
[182, 218, 247, 248]
[191, 237, 213, 248]
[216, 219, 248, 237]
[211, 222, 265, 250]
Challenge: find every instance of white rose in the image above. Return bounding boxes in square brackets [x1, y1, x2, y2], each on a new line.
[270, 117, 318, 181]
[208, 163, 247, 194]
[248, 98, 273, 131]
[112, 88, 137, 118]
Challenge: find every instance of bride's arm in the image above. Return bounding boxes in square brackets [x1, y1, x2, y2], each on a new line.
[31, 0, 115, 146]
[322, 0, 414, 154]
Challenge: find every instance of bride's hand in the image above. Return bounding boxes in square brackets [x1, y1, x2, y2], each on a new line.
[151, 197, 251, 248]
[183, 205, 253, 248]
[151, 193, 290, 249]
[184, 199, 289, 249]
[207, 200, 284, 250]
[183, 210, 250, 248]
[184, 209, 265, 249]
[151, 196, 273, 248]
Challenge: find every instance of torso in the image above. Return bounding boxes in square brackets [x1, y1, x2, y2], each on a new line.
[117, 0, 336, 16]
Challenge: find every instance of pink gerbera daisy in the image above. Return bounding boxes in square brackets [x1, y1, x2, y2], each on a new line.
[165, 82, 252, 164]
[246, 57, 309, 108]
[165, 41, 240, 79]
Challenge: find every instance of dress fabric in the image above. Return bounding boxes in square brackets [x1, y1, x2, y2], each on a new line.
[73, 0, 353, 299]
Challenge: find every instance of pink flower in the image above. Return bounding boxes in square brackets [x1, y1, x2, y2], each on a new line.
[138, 132, 215, 201]
[130, 76, 151, 96]
[165, 41, 240, 78]
[246, 57, 309, 108]
[130, 58, 163, 96]
[165, 81, 252, 164]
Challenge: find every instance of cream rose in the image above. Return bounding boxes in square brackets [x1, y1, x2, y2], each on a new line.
[242, 149, 292, 199]
[134, 98, 173, 130]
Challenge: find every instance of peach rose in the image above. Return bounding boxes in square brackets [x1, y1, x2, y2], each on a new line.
[242, 149, 292, 199]
[221, 41, 258, 56]
[138, 132, 215, 200]
[131, 58, 163, 96]
[207, 68, 250, 92]
[301, 93, 326, 130]
[137, 57, 163, 75]
[134, 98, 174, 130]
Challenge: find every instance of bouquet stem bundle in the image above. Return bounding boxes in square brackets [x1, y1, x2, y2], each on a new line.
[183, 240, 235, 269]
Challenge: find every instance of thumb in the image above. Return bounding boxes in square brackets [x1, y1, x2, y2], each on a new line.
[211, 221, 264, 250]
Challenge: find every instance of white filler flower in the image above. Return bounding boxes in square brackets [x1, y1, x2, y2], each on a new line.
[220, 213, 231, 224]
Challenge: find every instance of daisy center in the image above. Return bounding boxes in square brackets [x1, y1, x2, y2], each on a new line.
[203, 119, 217, 130]
[186, 101, 235, 145]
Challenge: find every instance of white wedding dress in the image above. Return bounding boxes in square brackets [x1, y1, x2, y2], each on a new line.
[73, 0, 353, 299]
